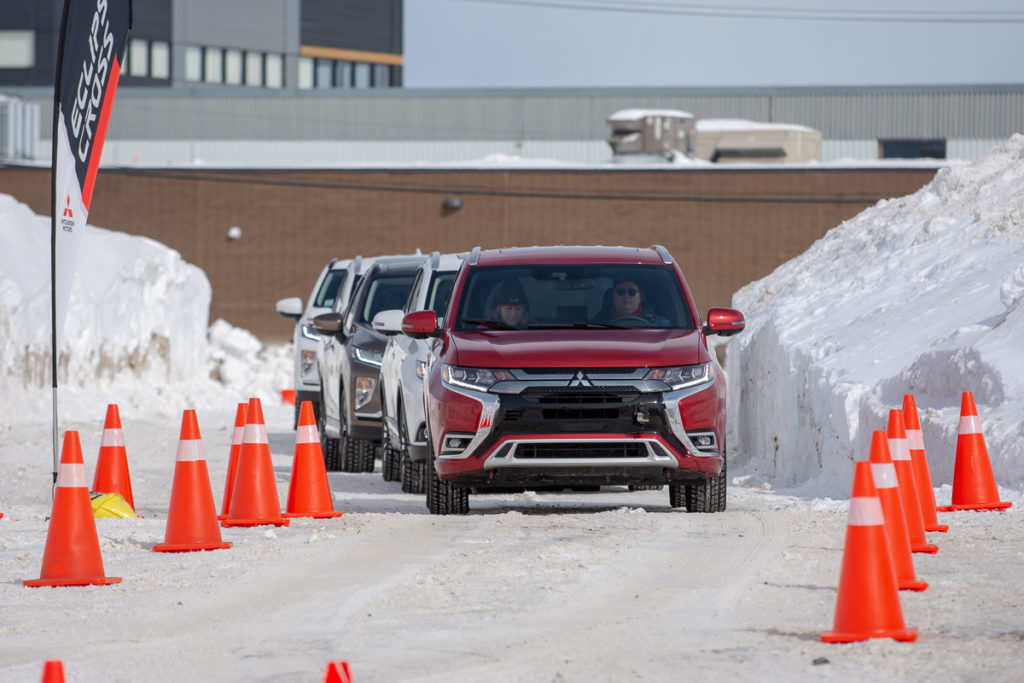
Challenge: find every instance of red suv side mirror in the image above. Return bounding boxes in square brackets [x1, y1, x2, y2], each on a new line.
[704, 307, 745, 336]
[402, 310, 440, 339]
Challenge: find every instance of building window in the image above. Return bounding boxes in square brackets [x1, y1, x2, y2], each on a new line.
[184, 45, 202, 81]
[245, 51, 263, 87]
[265, 53, 283, 88]
[354, 62, 371, 89]
[150, 41, 170, 79]
[315, 58, 333, 88]
[204, 47, 223, 84]
[374, 64, 391, 88]
[128, 38, 148, 77]
[336, 61, 352, 88]
[225, 49, 243, 85]
[0, 30, 34, 68]
[297, 56, 313, 89]
[879, 139, 947, 159]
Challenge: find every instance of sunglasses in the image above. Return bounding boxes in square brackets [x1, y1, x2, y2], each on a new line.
[614, 287, 639, 297]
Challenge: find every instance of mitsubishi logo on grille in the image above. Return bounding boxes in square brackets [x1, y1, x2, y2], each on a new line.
[568, 371, 593, 388]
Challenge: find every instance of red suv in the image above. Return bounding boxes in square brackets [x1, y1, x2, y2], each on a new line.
[402, 245, 745, 515]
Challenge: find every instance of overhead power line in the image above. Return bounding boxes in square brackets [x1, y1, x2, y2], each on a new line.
[445, 0, 1024, 23]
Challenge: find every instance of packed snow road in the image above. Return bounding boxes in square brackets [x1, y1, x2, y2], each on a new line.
[1, 402, 1022, 682]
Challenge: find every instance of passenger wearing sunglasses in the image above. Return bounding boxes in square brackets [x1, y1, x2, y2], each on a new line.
[595, 278, 670, 326]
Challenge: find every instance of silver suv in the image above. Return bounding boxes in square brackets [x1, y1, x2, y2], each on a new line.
[375, 252, 463, 492]
[276, 257, 363, 428]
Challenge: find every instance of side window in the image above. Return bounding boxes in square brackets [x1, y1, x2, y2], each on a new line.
[429, 272, 458, 318]
[313, 269, 347, 308]
[404, 269, 425, 314]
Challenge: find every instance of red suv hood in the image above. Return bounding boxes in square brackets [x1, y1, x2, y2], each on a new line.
[448, 329, 708, 368]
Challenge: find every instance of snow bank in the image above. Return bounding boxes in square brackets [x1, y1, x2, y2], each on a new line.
[725, 134, 1024, 497]
[0, 194, 290, 422]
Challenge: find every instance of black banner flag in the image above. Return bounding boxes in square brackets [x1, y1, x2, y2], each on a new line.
[50, 0, 132, 480]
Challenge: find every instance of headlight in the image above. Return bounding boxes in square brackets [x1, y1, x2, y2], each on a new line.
[354, 346, 383, 367]
[645, 363, 712, 390]
[442, 364, 514, 392]
[415, 360, 427, 380]
[300, 324, 321, 342]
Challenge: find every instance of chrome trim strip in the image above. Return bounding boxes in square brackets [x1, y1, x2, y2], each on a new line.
[437, 381, 501, 459]
[482, 437, 678, 470]
[662, 381, 721, 458]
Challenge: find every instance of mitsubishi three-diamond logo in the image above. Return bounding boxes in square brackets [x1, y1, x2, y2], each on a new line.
[568, 371, 593, 388]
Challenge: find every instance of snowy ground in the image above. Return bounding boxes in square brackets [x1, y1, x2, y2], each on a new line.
[3, 137, 1024, 681]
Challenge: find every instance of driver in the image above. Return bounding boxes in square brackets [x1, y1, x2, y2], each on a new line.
[487, 282, 531, 329]
[596, 278, 670, 326]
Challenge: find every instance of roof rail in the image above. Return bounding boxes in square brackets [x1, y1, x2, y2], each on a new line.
[468, 246, 482, 266]
[429, 250, 440, 269]
[651, 245, 673, 264]
[352, 255, 363, 273]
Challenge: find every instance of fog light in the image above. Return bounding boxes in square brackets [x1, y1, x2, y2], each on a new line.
[300, 350, 316, 376]
[354, 377, 377, 410]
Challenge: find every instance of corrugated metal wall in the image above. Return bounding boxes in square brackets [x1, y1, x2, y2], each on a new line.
[7, 85, 1022, 162]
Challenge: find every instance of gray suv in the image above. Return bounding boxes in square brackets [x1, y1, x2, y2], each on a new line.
[313, 255, 424, 471]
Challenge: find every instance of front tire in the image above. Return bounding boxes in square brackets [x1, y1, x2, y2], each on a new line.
[320, 390, 342, 471]
[338, 385, 375, 473]
[425, 433, 468, 515]
[399, 407, 425, 494]
[675, 457, 727, 513]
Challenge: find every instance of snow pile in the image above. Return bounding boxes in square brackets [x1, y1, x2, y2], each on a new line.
[726, 134, 1024, 497]
[0, 194, 290, 422]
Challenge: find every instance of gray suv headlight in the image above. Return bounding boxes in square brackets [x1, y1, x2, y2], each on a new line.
[354, 346, 384, 367]
[644, 363, 712, 390]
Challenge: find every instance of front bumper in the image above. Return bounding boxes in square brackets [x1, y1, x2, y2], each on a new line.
[432, 372, 724, 488]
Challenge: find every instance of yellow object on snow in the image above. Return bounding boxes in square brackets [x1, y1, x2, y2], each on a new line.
[90, 492, 138, 519]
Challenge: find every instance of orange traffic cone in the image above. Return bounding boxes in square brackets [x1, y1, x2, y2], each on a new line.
[324, 660, 352, 683]
[92, 404, 136, 512]
[41, 660, 65, 683]
[821, 459, 917, 643]
[219, 402, 247, 520]
[154, 410, 232, 553]
[285, 401, 343, 518]
[221, 397, 290, 528]
[887, 410, 938, 554]
[902, 395, 948, 532]
[868, 431, 927, 591]
[937, 392, 1012, 512]
[25, 431, 122, 587]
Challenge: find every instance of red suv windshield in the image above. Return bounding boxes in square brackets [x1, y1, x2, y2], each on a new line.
[452, 264, 694, 331]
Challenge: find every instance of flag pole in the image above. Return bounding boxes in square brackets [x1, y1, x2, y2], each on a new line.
[50, 0, 72, 491]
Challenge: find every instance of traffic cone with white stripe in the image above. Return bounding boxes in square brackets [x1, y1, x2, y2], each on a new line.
[868, 431, 927, 591]
[938, 392, 1012, 512]
[821, 459, 917, 643]
[902, 394, 948, 532]
[285, 401, 343, 518]
[92, 404, 135, 513]
[24, 431, 122, 587]
[221, 397, 290, 528]
[219, 402, 247, 520]
[154, 410, 231, 552]
[887, 410, 938, 554]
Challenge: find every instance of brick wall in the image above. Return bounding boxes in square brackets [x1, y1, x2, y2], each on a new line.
[0, 165, 936, 341]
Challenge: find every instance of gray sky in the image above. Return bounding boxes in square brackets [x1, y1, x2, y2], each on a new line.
[403, 0, 1024, 89]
